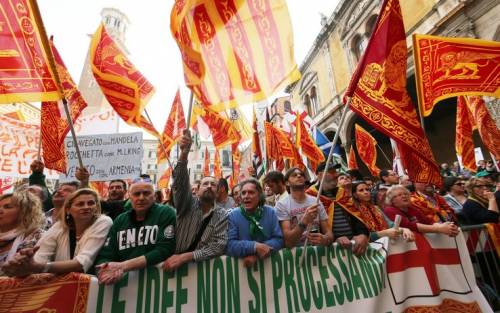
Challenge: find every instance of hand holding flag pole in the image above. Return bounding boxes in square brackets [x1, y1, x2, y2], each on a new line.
[300, 99, 351, 266]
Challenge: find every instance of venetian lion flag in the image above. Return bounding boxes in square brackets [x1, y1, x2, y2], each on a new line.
[0, 0, 62, 103]
[354, 124, 380, 176]
[213, 149, 222, 179]
[203, 146, 210, 177]
[465, 96, 500, 160]
[413, 34, 500, 117]
[455, 97, 476, 172]
[345, 0, 441, 186]
[170, 0, 301, 111]
[296, 112, 324, 171]
[232, 143, 241, 185]
[90, 24, 159, 137]
[41, 40, 87, 173]
[157, 90, 186, 163]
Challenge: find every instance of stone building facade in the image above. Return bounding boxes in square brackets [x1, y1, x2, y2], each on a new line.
[286, 0, 500, 174]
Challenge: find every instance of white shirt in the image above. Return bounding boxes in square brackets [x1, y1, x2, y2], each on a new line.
[34, 215, 112, 273]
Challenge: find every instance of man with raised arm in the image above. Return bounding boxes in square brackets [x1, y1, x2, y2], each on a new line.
[162, 130, 228, 271]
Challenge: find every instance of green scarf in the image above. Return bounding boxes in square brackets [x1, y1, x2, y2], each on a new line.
[239, 206, 266, 239]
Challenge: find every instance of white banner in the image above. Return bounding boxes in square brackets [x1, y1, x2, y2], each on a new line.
[85, 233, 491, 313]
[60, 132, 143, 182]
[74, 110, 119, 136]
[0, 115, 59, 179]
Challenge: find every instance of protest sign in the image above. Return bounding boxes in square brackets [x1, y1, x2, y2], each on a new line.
[60, 132, 143, 182]
[0, 114, 59, 178]
[74, 109, 118, 135]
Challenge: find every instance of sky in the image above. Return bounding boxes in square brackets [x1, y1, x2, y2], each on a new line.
[38, 0, 340, 136]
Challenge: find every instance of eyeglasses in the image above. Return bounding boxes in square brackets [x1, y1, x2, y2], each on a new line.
[474, 184, 493, 189]
[454, 183, 465, 186]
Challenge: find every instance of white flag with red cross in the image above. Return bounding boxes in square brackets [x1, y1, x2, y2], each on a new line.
[387, 232, 472, 304]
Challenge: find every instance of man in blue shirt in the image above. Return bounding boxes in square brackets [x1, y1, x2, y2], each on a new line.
[226, 178, 283, 268]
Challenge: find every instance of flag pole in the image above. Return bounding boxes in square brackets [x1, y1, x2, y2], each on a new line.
[376, 143, 392, 167]
[144, 108, 174, 170]
[37, 131, 42, 161]
[300, 99, 351, 267]
[186, 91, 194, 131]
[29, 0, 84, 169]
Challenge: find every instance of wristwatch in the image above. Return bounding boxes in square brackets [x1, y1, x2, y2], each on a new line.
[42, 262, 52, 273]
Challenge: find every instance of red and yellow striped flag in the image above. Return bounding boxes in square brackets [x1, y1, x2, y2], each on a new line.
[158, 167, 173, 190]
[269, 122, 303, 169]
[214, 149, 222, 179]
[90, 24, 159, 137]
[455, 97, 476, 172]
[41, 40, 87, 173]
[465, 96, 500, 160]
[354, 124, 380, 176]
[296, 112, 324, 172]
[203, 146, 210, 177]
[157, 90, 186, 163]
[0, 0, 62, 103]
[413, 34, 500, 117]
[170, 0, 301, 111]
[232, 143, 241, 185]
[348, 147, 358, 170]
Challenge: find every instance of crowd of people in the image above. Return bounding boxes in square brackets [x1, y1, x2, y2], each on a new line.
[0, 129, 498, 286]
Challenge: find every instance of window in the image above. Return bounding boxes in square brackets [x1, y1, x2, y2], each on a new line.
[222, 150, 230, 167]
[304, 94, 311, 115]
[148, 150, 156, 158]
[310, 86, 319, 116]
[196, 164, 202, 169]
[284, 101, 292, 113]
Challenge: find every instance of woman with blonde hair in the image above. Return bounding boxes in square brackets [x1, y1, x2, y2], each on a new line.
[462, 177, 499, 225]
[0, 190, 44, 275]
[4, 188, 112, 276]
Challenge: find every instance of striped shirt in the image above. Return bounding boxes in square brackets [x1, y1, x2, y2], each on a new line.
[172, 160, 228, 261]
[332, 204, 353, 238]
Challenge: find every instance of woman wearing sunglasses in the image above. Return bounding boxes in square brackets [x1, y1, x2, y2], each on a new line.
[462, 177, 499, 225]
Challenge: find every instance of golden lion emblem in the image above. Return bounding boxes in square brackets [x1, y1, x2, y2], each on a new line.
[435, 51, 495, 81]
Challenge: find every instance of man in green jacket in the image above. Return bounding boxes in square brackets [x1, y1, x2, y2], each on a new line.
[95, 178, 176, 284]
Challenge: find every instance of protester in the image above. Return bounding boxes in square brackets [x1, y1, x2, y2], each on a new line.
[76, 169, 129, 220]
[337, 181, 414, 242]
[216, 178, 236, 210]
[45, 181, 80, 229]
[462, 177, 499, 224]
[411, 182, 457, 222]
[231, 184, 242, 207]
[477, 160, 487, 173]
[0, 191, 44, 276]
[379, 169, 399, 187]
[276, 167, 333, 248]
[191, 180, 200, 196]
[440, 163, 456, 177]
[442, 177, 467, 216]
[264, 185, 276, 206]
[306, 161, 341, 225]
[363, 176, 375, 190]
[384, 185, 459, 236]
[226, 178, 283, 267]
[263, 171, 288, 204]
[163, 130, 228, 271]
[28, 160, 52, 212]
[95, 179, 176, 284]
[485, 160, 498, 174]
[4, 189, 112, 276]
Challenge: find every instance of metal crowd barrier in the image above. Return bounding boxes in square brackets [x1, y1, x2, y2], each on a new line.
[461, 224, 500, 309]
